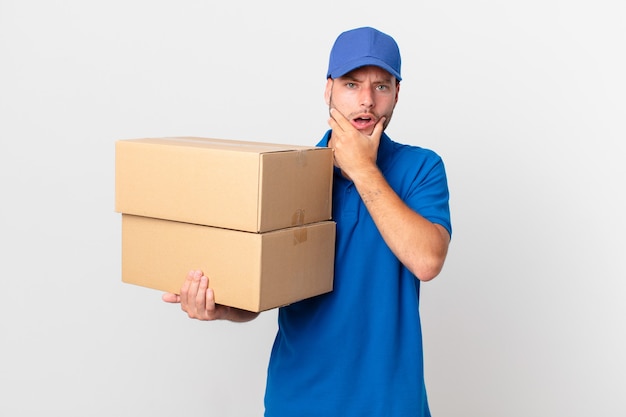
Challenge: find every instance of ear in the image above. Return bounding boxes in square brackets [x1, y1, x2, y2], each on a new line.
[324, 78, 333, 105]
[395, 82, 400, 104]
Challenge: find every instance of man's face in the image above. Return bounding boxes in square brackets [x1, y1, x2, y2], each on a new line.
[324, 65, 400, 135]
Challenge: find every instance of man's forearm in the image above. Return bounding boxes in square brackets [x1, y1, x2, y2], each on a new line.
[351, 167, 450, 281]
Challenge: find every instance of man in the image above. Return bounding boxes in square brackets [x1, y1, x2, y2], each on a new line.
[163, 26, 452, 416]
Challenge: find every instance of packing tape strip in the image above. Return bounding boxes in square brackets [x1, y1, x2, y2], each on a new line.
[296, 149, 308, 167]
[293, 226, 308, 244]
[291, 209, 307, 244]
[292, 209, 305, 226]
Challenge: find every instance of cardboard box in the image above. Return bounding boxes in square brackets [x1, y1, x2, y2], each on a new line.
[121, 214, 336, 312]
[115, 137, 333, 233]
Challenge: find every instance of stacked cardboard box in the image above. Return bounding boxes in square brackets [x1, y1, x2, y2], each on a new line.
[115, 137, 336, 312]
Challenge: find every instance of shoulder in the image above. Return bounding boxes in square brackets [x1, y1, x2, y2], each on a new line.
[381, 136, 446, 177]
[391, 139, 442, 161]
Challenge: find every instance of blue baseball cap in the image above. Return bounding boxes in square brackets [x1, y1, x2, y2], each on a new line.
[326, 27, 402, 81]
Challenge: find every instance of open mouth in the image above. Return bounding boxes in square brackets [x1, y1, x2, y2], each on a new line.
[352, 115, 375, 129]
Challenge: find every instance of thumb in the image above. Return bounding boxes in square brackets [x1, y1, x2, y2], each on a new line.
[162, 292, 181, 304]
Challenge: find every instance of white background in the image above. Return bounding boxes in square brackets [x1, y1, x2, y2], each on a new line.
[1, 1, 624, 416]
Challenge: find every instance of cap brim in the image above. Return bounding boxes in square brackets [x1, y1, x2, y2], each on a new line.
[327, 57, 402, 81]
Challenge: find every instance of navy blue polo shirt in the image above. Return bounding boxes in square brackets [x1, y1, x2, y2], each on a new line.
[264, 130, 451, 417]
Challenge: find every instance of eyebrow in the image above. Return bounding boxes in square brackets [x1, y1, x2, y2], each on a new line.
[340, 71, 394, 84]
[342, 75, 394, 84]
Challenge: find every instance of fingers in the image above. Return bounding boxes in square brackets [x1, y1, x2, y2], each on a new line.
[187, 270, 203, 309]
[179, 269, 195, 304]
[328, 107, 350, 132]
[162, 269, 198, 304]
[181, 269, 201, 315]
[206, 288, 217, 311]
[328, 107, 385, 142]
[177, 269, 223, 321]
[195, 274, 209, 310]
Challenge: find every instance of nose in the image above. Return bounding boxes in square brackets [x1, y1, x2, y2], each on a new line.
[359, 87, 375, 109]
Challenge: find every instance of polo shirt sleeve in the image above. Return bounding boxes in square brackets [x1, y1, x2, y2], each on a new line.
[404, 150, 452, 238]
